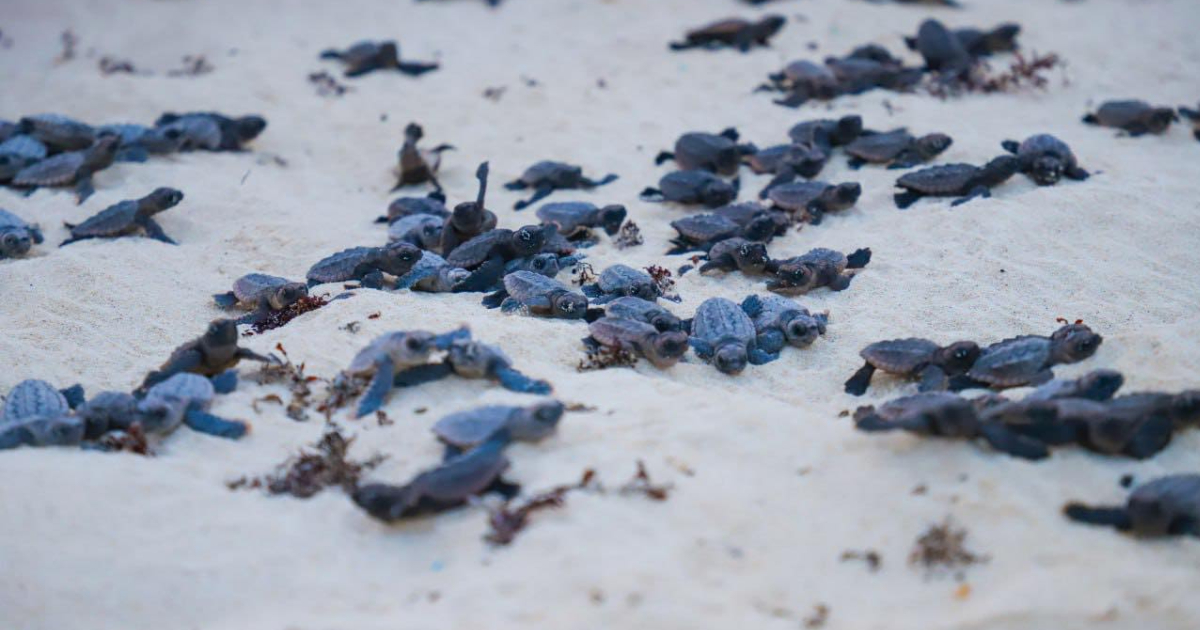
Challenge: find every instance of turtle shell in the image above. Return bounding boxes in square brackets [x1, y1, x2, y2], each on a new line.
[659, 170, 726, 203]
[537, 202, 596, 234]
[387, 213, 442, 248]
[605, 296, 681, 331]
[1093, 100, 1153, 128]
[589, 316, 655, 348]
[233, 274, 292, 301]
[896, 163, 977, 194]
[967, 336, 1053, 386]
[861, 338, 940, 374]
[307, 246, 379, 283]
[846, 129, 914, 163]
[671, 213, 740, 244]
[446, 229, 511, 268]
[20, 114, 95, 151]
[0, 134, 49, 160]
[1128, 475, 1200, 524]
[69, 200, 140, 237]
[387, 196, 449, 221]
[158, 116, 222, 151]
[875, 392, 977, 431]
[521, 161, 580, 186]
[433, 405, 517, 447]
[674, 132, 739, 174]
[796, 247, 848, 270]
[3, 380, 70, 423]
[767, 181, 828, 211]
[1017, 134, 1075, 167]
[691, 297, 754, 345]
[12, 151, 86, 186]
[504, 270, 573, 302]
[598, 264, 654, 295]
[145, 373, 215, 407]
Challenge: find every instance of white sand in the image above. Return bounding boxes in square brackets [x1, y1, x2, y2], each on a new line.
[2, 0, 1200, 628]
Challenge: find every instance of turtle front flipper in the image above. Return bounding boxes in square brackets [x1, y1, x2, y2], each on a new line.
[213, 291, 239, 309]
[433, 327, 471, 350]
[893, 190, 921, 209]
[493, 367, 552, 395]
[843, 362, 876, 396]
[356, 356, 396, 418]
[60, 384, 86, 409]
[393, 362, 454, 388]
[1063, 503, 1132, 531]
[773, 91, 810, 109]
[184, 408, 249, 439]
[513, 186, 554, 210]
[756, 331, 786, 356]
[581, 174, 618, 188]
[140, 218, 178, 245]
[359, 270, 386, 289]
[688, 337, 714, 359]
[210, 370, 239, 394]
[748, 347, 779, 365]
[74, 177, 96, 205]
[950, 186, 990, 207]
[481, 289, 509, 309]
[759, 171, 796, 199]
[917, 365, 949, 392]
[454, 257, 506, 293]
[396, 61, 439, 76]
[979, 422, 1050, 460]
[699, 255, 733, 275]
[236, 347, 278, 364]
[828, 273, 854, 291]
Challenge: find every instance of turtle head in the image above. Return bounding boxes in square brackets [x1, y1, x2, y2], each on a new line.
[550, 290, 588, 319]
[916, 133, 953, 159]
[827, 182, 862, 210]
[387, 331, 435, 366]
[442, 266, 472, 291]
[733, 240, 770, 273]
[447, 340, 490, 377]
[1169, 390, 1200, 427]
[1147, 107, 1179, 133]
[147, 187, 185, 211]
[741, 215, 777, 243]
[512, 225, 546, 257]
[645, 330, 689, 369]
[832, 115, 864, 145]
[0, 230, 32, 257]
[352, 482, 419, 522]
[511, 401, 565, 441]
[598, 205, 627, 236]
[526, 253, 560, 277]
[418, 221, 443, 250]
[204, 319, 239, 347]
[756, 14, 787, 37]
[90, 135, 121, 161]
[1050, 323, 1102, 364]
[234, 116, 267, 142]
[1029, 155, 1065, 186]
[938, 341, 981, 375]
[713, 342, 749, 375]
[771, 260, 814, 292]
[700, 178, 738, 207]
[627, 278, 660, 302]
[978, 155, 1020, 186]
[380, 242, 422, 275]
[404, 123, 424, 143]
[648, 311, 682, 333]
[784, 313, 824, 348]
[378, 41, 401, 66]
[271, 282, 309, 310]
[1075, 369, 1125, 401]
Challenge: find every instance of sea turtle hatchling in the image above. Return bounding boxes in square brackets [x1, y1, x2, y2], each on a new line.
[352, 431, 517, 522]
[213, 273, 309, 324]
[767, 247, 872, 295]
[394, 337, 553, 395]
[139, 319, 277, 393]
[765, 180, 861, 224]
[154, 112, 267, 152]
[669, 15, 786, 52]
[1083, 100, 1178, 136]
[340, 328, 467, 418]
[699, 238, 771, 275]
[0, 134, 49, 161]
[142, 373, 248, 439]
[61, 187, 184, 246]
[96, 123, 184, 162]
[0, 208, 44, 259]
[446, 225, 548, 271]
[3, 379, 74, 423]
[1000, 134, 1089, 186]
[319, 40, 438, 78]
[951, 323, 1103, 391]
[761, 60, 841, 108]
[853, 391, 1051, 460]
[655, 128, 756, 176]
[393, 252, 471, 293]
[788, 115, 864, 152]
[605, 296, 684, 332]
[581, 264, 666, 304]
[689, 297, 778, 374]
[11, 135, 119, 203]
[394, 123, 454, 193]
[433, 401, 564, 457]
[845, 129, 953, 169]
[585, 317, 690, 369]
[909, 19, 972, 75]
[740, 294, 828, 355]
[1065, 474, 1200, 538]
[505, 161, 618, 210]
[641, 170, 739, 208]
[668, 211, 775, 254]
[893, 156, 1020, 209]
[17, 114, 96, 152]
[536, 202, 627, 239]
[387, 213, 443, 250]
[1024, 369, 1125, 403]
[306, 241, 422, 289]
[844, 337, 980, 396]
[744, 143, 829, 182]
[441, 162, 497, 255]
[482, 270, 589, 319]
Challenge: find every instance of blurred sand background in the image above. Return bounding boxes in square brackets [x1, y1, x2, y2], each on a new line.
[1, 0, 1199, 628]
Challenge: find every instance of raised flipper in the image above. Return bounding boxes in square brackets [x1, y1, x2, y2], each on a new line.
[844, 362, 876, 396]
[213, 291, 239, 308]
[359, 270, 386, 290]
[759, 171, 796, 199]
[494, 367, 552, 394]
[513, 186, 554, 210]
[950, 186, 991, 207]
[184, 409, 248, 439]
[740, 295, 764, 317]
[1001, 139, 1020, 154]
[236, 347, 277, 364]
[581, 174, 618, 188]
[894, 190, 921, 209]
[698, 255, 733, 274]
[210, 370, 239, 394]
[979, 422, 1050, 460]
[393, 362, 455, 388]
[140, 218, 177, 245]
[1063, 503, 1132, 531]
[356, 357, 395, 418]
[499, 297, 524, 313]
[917, 364, 949, 392]
[433, 327, 470, 350]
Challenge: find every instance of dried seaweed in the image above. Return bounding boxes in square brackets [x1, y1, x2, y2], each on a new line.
[619, 460, 671, 501]
[927, 52, 1065, 98]
[803, 604, 830, 628]
[614, 221, 643, 249]
[227, 425, 385, 498]
[577, 344, 639, 371]
[840, 549, 882, 572]
[167, 54, 214, 77]
[571, 262, 597, 286]
[248, 343, 322, 421]
[644, 265, 679, 301]
[55, 30, 78, 64]
[95, 424, 152, 456]
[243, 294, 330, 335]
[486, 469, 597, 545]
[98, 56, 138, 75]
[308, 71, 351, 97]
[909, 517, 988, 579]
[317, 373, 366, 420]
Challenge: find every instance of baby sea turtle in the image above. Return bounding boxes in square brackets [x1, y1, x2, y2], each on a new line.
[505, 252, 575, 278]
[1065, 474, 1200, 538]
[1179, 105, 1200, 141]
[824, 54, 923, 96]
[17, 114, 95, 152]
[669, 15, 786, 52]
[581, 264, 663, 304]
[1083, 100, 1178, 136]
[845, 129, 953, 169]
[740, 295, 827, 354]
[380, 193, 450, 225]
[319, 40, 438, 78]
[893, 156, 1020, 209]
[446, 225, 548, 271]
[1000, 134, 1089, 186]
[11, 136, 119, 203]
[537, 202, 626, 239]
[3, 379, 74, 422]
[605, 296, 684, 332]
[0, 135, 48, 161]
[387, 213, 443, 250]
[306, 241, 422, 289]
[585, 317, 690, 369]
[641, 170, 739, 207]
[0, 209, 44, 259]
[154, 112, 267, 151]
[394, 337, 552, 395]
[853, 392, 1050, 460]
[699, 238, 771, 275]
[434, 401, 563, 457]
[788, 115, 864, 152]
[1023, 369, 1125, 403]
[352, 431, 516, 522]
[844, 338, 980, 396]
[61, 187, 184, 246]
[763, 60, 841, 108]
[441, 162, 497, 255]
[213, 273, 309, 324]
[952, 323, 1103, 391]
[689, 297, 777, 374]
[97, 123, 184, 162]
[765, 180, 861, 224]
[394, 123, 453, 193]
[942, 23, 1021, 59]
[656, 128, 755, 176]
[394, 252, 471, 293]
[504, 161, 618, 210]
[139, 319, 276, 392]
[482, 270, 589, 319]
[342, 329, 465, 418]
[910, 19, 972, 75]
[986, 394, 1175, 460]
[744, 143, 829, 183]
[767, 247, 871, 295]
[1109, 390, 1200, 431]
[142, 373, 248, 439]
[668, 212, 770, 255]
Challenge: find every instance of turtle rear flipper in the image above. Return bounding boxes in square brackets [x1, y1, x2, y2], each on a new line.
[513, 186, 553, 210]
[356, 357, 395, 418]
[1064, 503, 1132, 530]
[773, 92, 810, 109]
[853, 411, 895, 433]
[844, 362, 876, 396]
[74, 177, 96, 205]
[1066, 166, 1090, 181]
[393, 362, 455, 388]
[494, 367, 551, 395]
[184, 408, 248, 439]
[213, 292, 239, 309]
[396, 61, 439, 76]
[894, 190, 921, 209]
[141, 218, 177, 245]
[654, 151, 675, 165]
[1121, 415, 1173, 460]
[979, 423, 1050, 460]
[319, 49, 343, 60]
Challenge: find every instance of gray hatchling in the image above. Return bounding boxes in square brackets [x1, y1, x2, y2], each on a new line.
[213, 273, 309, 324]
[1000, 134, 1089, 186]
[700, 238, 771, 275]
[1065, 474, 1200, 538]
[387, 213, 443, 250]
[393, 252, 471, 293]
[482, 270, 589, 319]
[12, 135, 119, 203]
[0, 414, 85, 450]
[1083, 100, 1178, 136]
[740, 294, 828, 355]
[306, 241, 422, 289]
[445, 225, 548, 271]
[394, 337, 553, 394]
[142, 373, 248, 439]
[434, 401, 564, 457]
[139, 319, 276, 392]
[379, 193, 449, 225]
[581, 264, 667, 304]
[689, 297, 778, 375]
[586, 317, 690, 369]
[845, 129, 952, 169]
[504, 161, 619, 210]
[536, 202, 627, 238]
[893, 156, 1020, 209]
[767, 247, 871, 295]
[0, 134, 50, 161]
[605, 296, 685, 332]
[845, 338, 980, 396]
[952, 323, 1103, 390]
[3, 379, 73, 422]
[0, 208, 44, 259]
[765, 180, 861, 224]
[97, 123, 185, 162]
[62, 187, 184, 246]
[341, 328, 468, 418]
[18, 114, 96, 152]
[640, 170, 739, 208]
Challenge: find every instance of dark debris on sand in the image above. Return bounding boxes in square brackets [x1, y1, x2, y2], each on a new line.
[95, 424, 153, 456]
[578, 344, 639, 371]
[227, 425, 385, 498]
[244, 294, 330, 335]
[645, 265, 679, 301]
[487, 469, 598, 545]
[249, 344, 322, 421]
[167, 54, 214, 77]
[614, 221, 644, 249]
[309, 71, 352, 97]
[929, 52, 1064, 97]
[909, 517, 988, 579]
[619, 460, 672, 501]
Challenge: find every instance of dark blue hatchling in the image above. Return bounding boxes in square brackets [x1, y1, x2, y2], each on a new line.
[394, 337, 552, 395]
[483, 270, 589, 319]
[0, 209, 44, 259]
[605, 296, 684, 332]
[581, 264, 664, 304]
[387, 213, 443, 250]
[1065, 474, 1200, 538]
[585, 317, 690, 369]
[63, 187, 185, 246]
[505, 161, 619, 210]
[0, 379, 86, 450]
[952, 323, 1103, 391]
[640, 170, 739, 208]
[12, 136, 120, 203]
[17, 114, 96, 152]
[141, 373, 248, 439]
[341, 328, 467, 418]
[433, 401, 564, 458]
[740, 295, 828, 355]
[689, 297, 778, 374]
[536, 202, 627, 239]
[306, 242, 422, 289]
[97, 123, 185, 162]
[1000, 134, 1089, 186]
[213, 273, 309, 324]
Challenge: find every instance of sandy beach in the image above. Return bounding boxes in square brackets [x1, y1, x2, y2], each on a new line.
[2, 0, 1199, 628]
